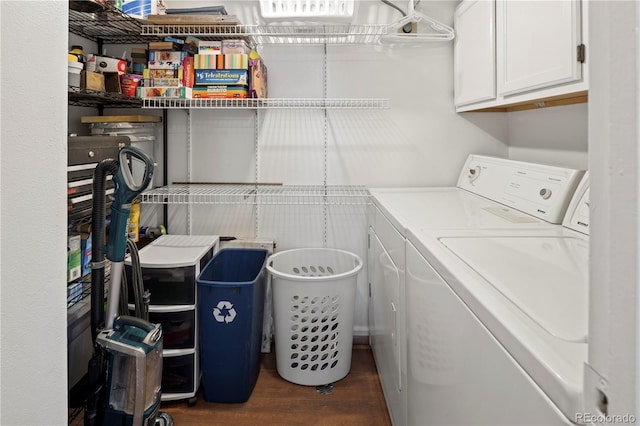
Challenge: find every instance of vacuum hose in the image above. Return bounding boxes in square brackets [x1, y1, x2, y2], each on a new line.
[90, 159, 119, 343]
[86, 159, 119, 426]
[119, 238, 149, 321]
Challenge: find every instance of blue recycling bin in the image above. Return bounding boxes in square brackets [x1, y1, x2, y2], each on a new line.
[197, 248, 269, 403]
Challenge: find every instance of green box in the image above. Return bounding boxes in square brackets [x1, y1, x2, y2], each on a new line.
[68, 234, 82, 283]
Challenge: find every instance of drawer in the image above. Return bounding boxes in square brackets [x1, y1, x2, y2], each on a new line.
[125, 264, 197, 306]
[162, 352, 196, 395]
[151, 310, 196, 350]
[68, 136, 130, 166]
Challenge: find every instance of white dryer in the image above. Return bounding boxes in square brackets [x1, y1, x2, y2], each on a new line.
[406, 173, 590, 424]
[367, 155, 585, 425]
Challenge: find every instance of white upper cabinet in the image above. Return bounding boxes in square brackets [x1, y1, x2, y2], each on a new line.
[498, 0, 582, 96]
[454, 0, 496, 107]
[455, 0, 587, 112]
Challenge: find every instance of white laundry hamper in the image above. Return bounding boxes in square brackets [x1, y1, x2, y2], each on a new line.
[266, 248, 363, 386]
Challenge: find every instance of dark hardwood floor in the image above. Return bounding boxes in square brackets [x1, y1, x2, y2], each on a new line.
[70, 344, 391, 426]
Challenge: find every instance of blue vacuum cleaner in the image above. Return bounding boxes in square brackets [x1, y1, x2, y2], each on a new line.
[85, 146, 173, 426]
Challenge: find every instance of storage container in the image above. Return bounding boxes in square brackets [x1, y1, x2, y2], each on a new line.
[197, 248, 269, 402]
[68, 61, 83, 87]
[267, 248, 362, 386]
[124, 234, 219, 403]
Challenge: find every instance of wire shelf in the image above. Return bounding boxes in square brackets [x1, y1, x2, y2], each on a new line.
[70, 6, 450, 46]
[141, 23, 388, 45]
[140, 184, 371, 205]
[69, 86, 143, 108]
[142, 97, 389, 109]
[69, 6, 152, 44]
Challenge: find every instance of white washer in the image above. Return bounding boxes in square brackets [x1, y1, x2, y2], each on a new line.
[406, 174, 589, 424]
[367, 155, 585, 425]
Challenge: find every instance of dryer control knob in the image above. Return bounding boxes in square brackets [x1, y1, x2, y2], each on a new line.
[468, 166, 481, 183]
[539, 188, 552, 199]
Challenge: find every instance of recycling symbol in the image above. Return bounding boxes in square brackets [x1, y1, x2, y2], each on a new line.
[213, 301, 237, 324]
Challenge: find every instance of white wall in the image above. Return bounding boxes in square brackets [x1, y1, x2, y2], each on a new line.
[585, 0, 638, 419]
[507, 103, 589, 170]
[0, 1, 68, 425]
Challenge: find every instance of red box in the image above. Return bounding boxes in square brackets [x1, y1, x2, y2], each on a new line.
[182, 56, 195, 88]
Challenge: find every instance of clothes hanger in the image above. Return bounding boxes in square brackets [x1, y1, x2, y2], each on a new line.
[382, 0, 455, 43]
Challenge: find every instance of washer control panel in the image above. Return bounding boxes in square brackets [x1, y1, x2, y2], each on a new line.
[562, 172, 590, 235]
[457, 155, 585, 224]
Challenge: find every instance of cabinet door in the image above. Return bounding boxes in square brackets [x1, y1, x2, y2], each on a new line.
[454, 0, 496, 107]
[498, 0, 582, 96]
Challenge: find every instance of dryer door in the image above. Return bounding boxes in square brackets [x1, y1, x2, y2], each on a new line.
[369, 230, 403, 421]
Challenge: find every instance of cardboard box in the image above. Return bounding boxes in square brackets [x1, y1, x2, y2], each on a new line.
[67, 281, 84, 306]
[182, 56, 195, 88]
[222, 39, 251, 54]
[148, 50, 188, 68]
[104, 72, 121, 93]
[195, 69, 248, 86]
[152, 78, 181, 87]
[81, 233, 92, 277]
[81, 71, 105, 91]
[194, 54, 248, 70]
[192, 85, 248, 98]
[249, 58, 268, 98]
[144, 68, 183, 80]
[138, 86, 190, 98]
[87, 55, 127, 74]
[68, 234, 82, 283]
[198, 40, 222, 55]
[131, 47, 148, 60]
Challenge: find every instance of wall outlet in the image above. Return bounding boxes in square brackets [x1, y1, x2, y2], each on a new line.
[398, 22, 417, 34]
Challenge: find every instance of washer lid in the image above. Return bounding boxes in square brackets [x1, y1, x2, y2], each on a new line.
[369, 187, 555, 235]
[439, 235, 589, 343]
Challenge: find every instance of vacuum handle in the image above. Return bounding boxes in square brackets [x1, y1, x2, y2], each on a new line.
[107, 146, 154, 262]
[114, 316, 163, 346]
[114, 315, 156, 333]
[116, 146, 154, 196]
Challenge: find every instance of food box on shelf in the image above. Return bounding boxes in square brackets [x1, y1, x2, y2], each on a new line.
[195, 69, 248, 86]
[137, 86, 190, 98]
[148, 41, 196, 54]
[151, 78, 181, 87]
[222, 39, 251, 54]
[68, 234, 82, 283]
[192, 85, 249, 98]
[198, 40, 222, 55]
[145, 68, 184, 80]
[81, 233, 92, 277]
[183, 56, 194, 88]
[148, 50, 188, 68]
[249, 58, 268, 98]
[194, 54, 248, 70]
